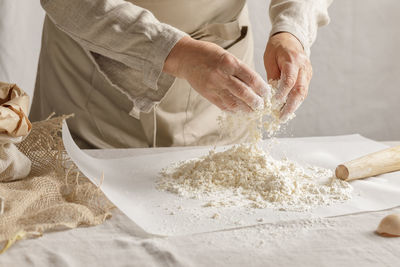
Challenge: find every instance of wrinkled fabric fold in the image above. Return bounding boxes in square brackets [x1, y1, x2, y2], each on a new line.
[269, 0, 333, 56]
[40, 0, 186, 115]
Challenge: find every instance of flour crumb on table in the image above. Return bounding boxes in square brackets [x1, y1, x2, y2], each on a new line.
[211, 213, 220, 219]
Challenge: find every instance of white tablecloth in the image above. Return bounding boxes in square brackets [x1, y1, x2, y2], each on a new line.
[1, 140, 399, 267]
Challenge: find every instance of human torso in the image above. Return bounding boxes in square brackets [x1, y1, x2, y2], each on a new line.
[130, 0, 246, 33]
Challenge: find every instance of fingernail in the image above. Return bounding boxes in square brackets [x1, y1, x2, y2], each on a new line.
[280, 110, 294, 123]
[279, 104, 290, 122]
[280, 112, 289, 123]
[291, 99, 303, 114]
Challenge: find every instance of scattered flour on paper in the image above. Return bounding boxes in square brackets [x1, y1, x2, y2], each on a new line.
[157, 80, 353, 212]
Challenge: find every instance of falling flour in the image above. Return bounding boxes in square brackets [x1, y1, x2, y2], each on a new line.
[218, 80, 293, 142]
[157, 80, 353, 211]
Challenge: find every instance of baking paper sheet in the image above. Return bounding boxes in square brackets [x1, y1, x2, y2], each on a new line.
[62, 121, 400, 236]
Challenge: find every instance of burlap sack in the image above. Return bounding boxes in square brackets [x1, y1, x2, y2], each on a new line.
[0, 114, 114, 253]
[0, 82, 32, 182]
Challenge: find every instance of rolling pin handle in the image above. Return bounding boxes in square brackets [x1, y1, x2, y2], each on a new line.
[335, 164, 349, 181]
[335, 145, 400, 181]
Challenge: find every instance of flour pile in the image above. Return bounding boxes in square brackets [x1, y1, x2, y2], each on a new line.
[157, 81, 353, 211]
[158, 144, 352, 211]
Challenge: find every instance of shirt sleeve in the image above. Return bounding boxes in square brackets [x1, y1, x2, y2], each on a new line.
[40, 0, 187, 117]
[269, 0, 333, 56]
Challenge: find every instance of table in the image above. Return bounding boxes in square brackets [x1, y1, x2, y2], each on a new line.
[0, 141, 399, 267]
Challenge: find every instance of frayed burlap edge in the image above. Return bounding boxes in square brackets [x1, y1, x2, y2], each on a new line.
[0, 114, 115, 253]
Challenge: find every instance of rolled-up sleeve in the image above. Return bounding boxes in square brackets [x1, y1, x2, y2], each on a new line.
[269, 0, 333, 56]
[41, 0, 187, 116]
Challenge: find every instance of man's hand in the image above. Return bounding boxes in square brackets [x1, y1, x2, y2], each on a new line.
[164, 36, 269, 113]
[264, 32, 312, 121]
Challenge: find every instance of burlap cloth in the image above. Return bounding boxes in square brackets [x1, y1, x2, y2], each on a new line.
[0, 83, 114, 253]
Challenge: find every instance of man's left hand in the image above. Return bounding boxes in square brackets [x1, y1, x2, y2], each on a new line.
[264, 32, 312, 121]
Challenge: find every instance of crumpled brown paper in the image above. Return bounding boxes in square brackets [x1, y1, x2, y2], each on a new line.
[0, 82, 32, 182]
[0, 82, 31, 138]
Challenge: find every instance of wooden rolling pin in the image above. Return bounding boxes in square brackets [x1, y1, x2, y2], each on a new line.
[335, 145, 400, 181]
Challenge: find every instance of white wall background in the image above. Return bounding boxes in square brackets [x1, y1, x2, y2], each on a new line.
[0, 0, 44, 97]
[0, 0, 399, 141]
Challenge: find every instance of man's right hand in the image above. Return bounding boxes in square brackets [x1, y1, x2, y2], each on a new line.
[163, 36, 268, 112]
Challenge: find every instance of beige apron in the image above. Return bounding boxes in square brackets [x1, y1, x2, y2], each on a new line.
[31, 0, 255, 148]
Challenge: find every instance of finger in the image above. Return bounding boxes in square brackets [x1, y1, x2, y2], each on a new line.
[206, 94, 229, 111]
[218, 90, 252, 113]
[264, 55, 280, 81]
[276, 62, 299, 103]
[280, 68, 309, 121]
[234, 62, 269, 97]
[225, 76, 264, 111]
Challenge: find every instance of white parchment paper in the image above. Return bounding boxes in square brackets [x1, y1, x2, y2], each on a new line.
[62, 121, 400, 236]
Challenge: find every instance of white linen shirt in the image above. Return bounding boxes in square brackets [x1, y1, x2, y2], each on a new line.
[40, 0, 332, 115]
